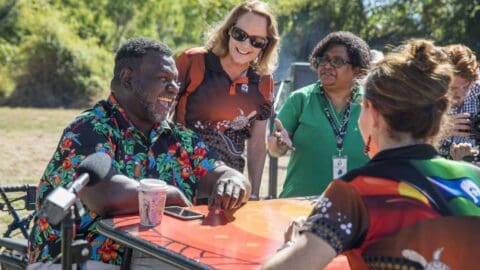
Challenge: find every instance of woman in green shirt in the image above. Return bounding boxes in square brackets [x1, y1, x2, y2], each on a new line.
[268, 31, 371, 197]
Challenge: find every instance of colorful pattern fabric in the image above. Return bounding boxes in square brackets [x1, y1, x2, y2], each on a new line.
[301, 144, 480, 269]
[176, 50, 273, 172]
[278, 81, 369, 198]
[28, 94, 217, 265]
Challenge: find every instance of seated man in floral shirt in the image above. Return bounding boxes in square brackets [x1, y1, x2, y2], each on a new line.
[27, 37, 250, 269]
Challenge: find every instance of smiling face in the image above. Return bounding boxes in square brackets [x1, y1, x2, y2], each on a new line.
[130, 51, 179, 124]
[227, 12, 268, 67]
[317, 45, 358, 92]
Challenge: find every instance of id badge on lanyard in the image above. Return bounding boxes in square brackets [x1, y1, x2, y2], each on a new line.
[320, 88, 354, 180]
[332, 154, 348, 179]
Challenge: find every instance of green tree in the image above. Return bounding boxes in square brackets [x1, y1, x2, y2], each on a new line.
[271, 0, 367, 78]
[1, 0, 111, 107]
[1, 0, 479, 107]
[274, 0, 366, 59]
[363, 0, 480, 52]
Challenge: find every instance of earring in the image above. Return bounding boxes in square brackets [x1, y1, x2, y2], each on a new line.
[364, 135, 371, 154]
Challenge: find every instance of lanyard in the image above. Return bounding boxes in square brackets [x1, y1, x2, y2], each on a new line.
[319, 89, 355, 154]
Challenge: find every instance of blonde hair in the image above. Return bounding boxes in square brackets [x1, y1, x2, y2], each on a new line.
[205, 0, 279, 75]
[365, 39, 454, 142]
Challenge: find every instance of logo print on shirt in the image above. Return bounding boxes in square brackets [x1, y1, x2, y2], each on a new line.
[402, 247, 450, 270]
[427, 176, 480, 207]
[460, 179, 480, 204]
[240, 84, 249, 93]
[230, 109, 256, 130]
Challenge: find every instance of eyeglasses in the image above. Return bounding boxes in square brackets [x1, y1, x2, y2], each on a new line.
[316, 56, 351, 68]
[229, 26, 269, 49]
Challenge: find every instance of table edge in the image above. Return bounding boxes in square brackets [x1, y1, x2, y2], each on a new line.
[97, 218, 212, 270]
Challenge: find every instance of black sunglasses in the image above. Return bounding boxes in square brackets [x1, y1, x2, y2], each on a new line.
[229, 26, 269, 49]
[316, 56, 351, 68]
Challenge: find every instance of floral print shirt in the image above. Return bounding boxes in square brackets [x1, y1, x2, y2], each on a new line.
[28, 94, 217, 265]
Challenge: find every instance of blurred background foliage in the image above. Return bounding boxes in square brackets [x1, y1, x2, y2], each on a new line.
[0, 0, 478, 107]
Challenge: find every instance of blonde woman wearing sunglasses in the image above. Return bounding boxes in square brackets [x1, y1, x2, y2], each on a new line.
[174, 1, 280, 199]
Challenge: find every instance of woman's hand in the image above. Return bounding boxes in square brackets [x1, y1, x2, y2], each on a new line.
[267, 118, 294, 157]
[284, 216, 306, 243]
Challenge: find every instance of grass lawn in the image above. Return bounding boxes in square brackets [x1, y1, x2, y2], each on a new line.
[0, 106, 288, 237]
[0, 107, 82, 184]
[0, 107, 81, 237]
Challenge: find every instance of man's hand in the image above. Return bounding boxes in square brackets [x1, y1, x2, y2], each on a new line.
[166, 185, 193, 207]
[81, 175, 193, 217]
[207, 167, 251, 211]
[450, 142, 479, 161]
[446, 113, 471, 137]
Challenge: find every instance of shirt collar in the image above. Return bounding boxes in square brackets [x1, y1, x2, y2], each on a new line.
[205, 50, 224, 73]
[106, 94, 172, 136]
[205, 50, 260, 83]
[159, 120, 173, 133]
[315, 81, 363, 102]
[371, 144, 439, 162]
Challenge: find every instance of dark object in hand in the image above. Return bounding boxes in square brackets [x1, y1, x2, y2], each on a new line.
[470, 114, 480, 139]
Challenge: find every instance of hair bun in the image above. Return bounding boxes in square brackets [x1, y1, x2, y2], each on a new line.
[365, 38, 454, 141]
[408, 41, 438, 72]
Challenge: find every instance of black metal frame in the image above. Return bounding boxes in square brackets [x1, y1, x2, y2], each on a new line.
[0, 184, 37, 269]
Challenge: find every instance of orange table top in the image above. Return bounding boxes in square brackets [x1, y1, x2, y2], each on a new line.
[97, 198, 350, 270]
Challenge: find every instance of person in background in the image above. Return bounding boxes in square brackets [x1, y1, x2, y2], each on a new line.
[27, 37, 250, 269]
[174, 0, 280, 199]
[369, 49, 384, 66]
[262, 39, 480, 270]
[438, 44, 480, 161]
[267, 31, 370, 198]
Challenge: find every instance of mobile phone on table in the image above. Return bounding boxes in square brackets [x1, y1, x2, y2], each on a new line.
[164, 206, 204, 220]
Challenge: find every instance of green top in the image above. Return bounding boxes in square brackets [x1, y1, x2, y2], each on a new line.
[414, 157, 480, 215]
[278, 81, 369, 197]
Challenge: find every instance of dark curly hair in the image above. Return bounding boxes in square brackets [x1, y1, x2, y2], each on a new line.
[309, 31, 371, 75]
[112, 37, 173, 86]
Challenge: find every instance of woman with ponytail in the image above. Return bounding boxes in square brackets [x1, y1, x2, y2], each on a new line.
[263, 39, 480, 270]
